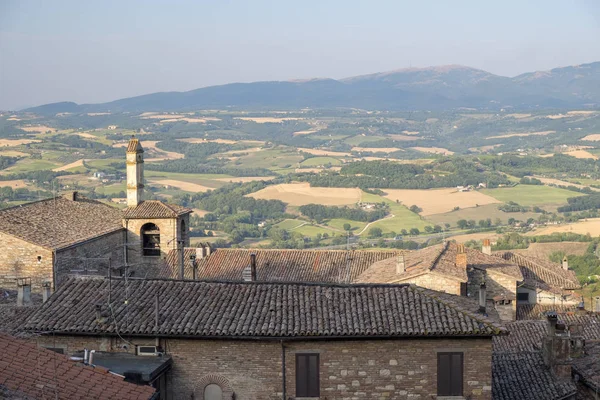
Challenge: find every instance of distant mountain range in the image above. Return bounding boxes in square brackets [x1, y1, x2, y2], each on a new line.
[26, 62, 600, 113]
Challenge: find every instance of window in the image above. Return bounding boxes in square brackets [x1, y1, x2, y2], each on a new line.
[438, 352, 463, 396]
[460, 282, 467, 296]
[296, 353, 319, 397]
[141, 223, 161, 256]
[517, 292, 529, 302]
[204, 384, 222, 400]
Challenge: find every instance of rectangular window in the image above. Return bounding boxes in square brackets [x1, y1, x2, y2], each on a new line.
[517, 292, 529, 302]
[460, 282, 467, 296]
[438, 352, 463, 396]
[296, 353, 319, 397]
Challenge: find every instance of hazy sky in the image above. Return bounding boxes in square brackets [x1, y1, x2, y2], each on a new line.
[1, 0, 600, 110]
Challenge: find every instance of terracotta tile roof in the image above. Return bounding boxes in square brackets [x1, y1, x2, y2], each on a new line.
[0, 196, 124, 250]
[23, 277, 506, 338]
[355, 242, 521, 284]
[495, 251, 581, 292]
[162, 248, 401, 283]
[517, 304, 579, 320]
[573, 341, 600, 394]
[493, 351, 577, 400]
[493, 320, 547, 352]
[123, 200, 192, 219]
[126, 137, 144, 153]
[0, 333, 156, 400]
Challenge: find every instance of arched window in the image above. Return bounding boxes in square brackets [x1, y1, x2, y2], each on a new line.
[141, 223, 160, 256]
[204, 384, 222, 400]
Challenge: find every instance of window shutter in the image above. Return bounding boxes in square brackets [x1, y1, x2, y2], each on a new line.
[296, 354, 320, 397]
[438, 353, 451, 395]
[438, 352, 463, 396]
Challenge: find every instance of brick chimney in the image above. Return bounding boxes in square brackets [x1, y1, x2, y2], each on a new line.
[396, 253, 406, 274]
[595, 297, 600, 313]
[63, 191, 78, 201]
[242, 253, 257, 282]
[478, 283, 487, 314]
[195, 245, 206, 260]
[576, 300, 586, 316]
[542, 312, 572, 379]
[456, 244, 467, 269]
[482, 239, 492, 255]
[562, 256, 569, 270]
[16, 278, 31, 306]
[42, 281, 52, 303]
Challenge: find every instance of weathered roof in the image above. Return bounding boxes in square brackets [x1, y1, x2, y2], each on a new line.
[24, 277, 506, 338]
[517, 304, 579, 320]
[123, 200, 192, 219]
[493, 352, 577, 400]
[0, 333, 156, 400]
[126, 137, 144, 153]
[355, 241, 521, 284]
[0, 288, 42, 335]
[573, 341, 600, 394]
[162, 248, 400, 283]
[496, 251, 580, 292]
[0, 195, 123, 250]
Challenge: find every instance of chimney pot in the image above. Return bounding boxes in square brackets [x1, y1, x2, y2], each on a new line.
[478, 283, 487, 314]
[456, 244, 468, 268]
[396, 253, 406, 274]
[243, 254, 257, 282]
[16, 278, 31, 307]
[482, 239, 492, 255]
[595, 297, 600, 313]
[63, 191, 78, 201]
[42, 281, 52, 303]
[562, 256, 569, 270]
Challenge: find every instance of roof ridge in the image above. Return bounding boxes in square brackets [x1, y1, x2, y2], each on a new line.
[505, 252, 579, 285]
[412, 285, 506, 335]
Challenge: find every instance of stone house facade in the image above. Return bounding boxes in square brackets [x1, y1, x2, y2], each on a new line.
[24, 277, 505, 400]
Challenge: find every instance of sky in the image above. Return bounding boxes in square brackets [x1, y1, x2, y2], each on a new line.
[1, 0, 600, 110]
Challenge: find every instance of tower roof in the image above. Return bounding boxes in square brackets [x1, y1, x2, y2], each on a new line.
[126, 136, 144, 153]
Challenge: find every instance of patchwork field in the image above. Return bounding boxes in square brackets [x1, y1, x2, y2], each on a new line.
[581, 134, 600, 141]
[53, 159, 85, 172]
[352, 147, 402, 153]
[487, 130, 555, 139]
[527, 219, 600, 236]
[300, 157, 343, 166]
[381, 188, 500, 216]
[410, 147, 454, 155]
[248, 182, 361, 206]
[0, 179, 30, 189]
[533, 176, 600, 192]
[426, 203, 539, 227]
[481, 185, 583, 206]
[513, 242, 589, 259]
[149, 179, 212, 193]
[18, 125, 57, 133]
[297, 148, 352, 157]
[0, 139, 40, 147]
[564, 150, 598, 160]
[234, 117, 301, 123]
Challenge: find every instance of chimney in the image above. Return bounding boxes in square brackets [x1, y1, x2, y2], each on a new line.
[205, 243, 212, 257]
[195, 245, 205, 260]
[396, 253, 406, 274]
[595, 297, 600, 313]
[576, 300, 586, 316]
[456, 243, 467, 269]
[242, 254, 257, 282]
[63, 191, 78, 201]
[542, 312, 572, 379]
[16, 278, 31, 307]
[562, 256, 569, 270]
[42, 281, 52, 303]
[482, 239, 491, 255]
[478, 283, 487, 314]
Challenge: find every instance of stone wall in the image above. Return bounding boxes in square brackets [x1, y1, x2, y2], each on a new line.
[0, 232, 53, 292]
[55, 230, 125, 287]
[34, 335, 493, 400]
[399, 272, 463, 295]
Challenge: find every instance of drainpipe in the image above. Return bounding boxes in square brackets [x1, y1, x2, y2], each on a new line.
[281, 340, 286, 400]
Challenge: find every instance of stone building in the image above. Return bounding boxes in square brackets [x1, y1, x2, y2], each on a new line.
[0, 137, 191, 293]
[23, 276, 504, 400]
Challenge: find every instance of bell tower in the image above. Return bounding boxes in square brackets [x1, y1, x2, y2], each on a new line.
[126, 136, 144, 207]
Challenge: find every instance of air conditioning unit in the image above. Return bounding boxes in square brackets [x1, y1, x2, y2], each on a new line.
[136, 346, 159, 356]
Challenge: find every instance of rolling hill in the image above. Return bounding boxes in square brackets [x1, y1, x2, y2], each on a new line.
[26, 62, 600, 114]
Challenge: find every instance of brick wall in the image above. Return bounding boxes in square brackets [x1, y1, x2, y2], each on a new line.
[55, 230, 125, 287]
[34, 335, 493, 400]
[0, 232, 53, 292]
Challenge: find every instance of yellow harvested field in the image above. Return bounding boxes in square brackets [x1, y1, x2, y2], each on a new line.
[564, 150, 598, 160]
[150, 179, 212, 192]
[533, 176, 600, 191]
[546, 114, 570, 119]
[513, 242, 589, 258]
[295, 167, 341, 173]
[402, 131, 420, 135]
[234, 117, 301, 123]
[449, 232, 501, 244]
[6, 117, 20, 121]
[143, 141, 184, 161]
[214, 176, 275, 183]
[0, 139, 40, 147]
[87, 112, 111, 116]
[506, 113, 532, 119]
[53, 159, 85, 172]
[18, 125, 57, 133]
[293, 129, 320, 136]
[528, 219, 600, 236]
[221, 147, 263, 155]
[411, 147, 454, 155]
[387, 134, 419, 141]
[382, 188, 500, 216]
[581, 134, 600, 141]
[75, 132, 98, 139]
[0, 179, 29, 189]
[487, 131, 555, 139]
[0, 150, 28, 157]
[352, 147, 402, 153]
[298, 148, 351, 157]
[248, 183, 361, 206]
[159, 117, 214, 123]
[567, 111, 597, 115]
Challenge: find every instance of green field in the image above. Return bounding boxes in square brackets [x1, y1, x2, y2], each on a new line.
[360, 191, 429, 233]
[274, 219, 307, 230]
[293, 224, 334, 237]
[344, 135, 386, 146]
[2, 159, 60, 174]
[425, 203, 540, 227]
[481, 185, 583, 206]
[325, 218, 367, 233]
[300, 157, 343, 167]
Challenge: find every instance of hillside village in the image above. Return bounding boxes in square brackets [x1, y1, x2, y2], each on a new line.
[1, 137, 600, 399]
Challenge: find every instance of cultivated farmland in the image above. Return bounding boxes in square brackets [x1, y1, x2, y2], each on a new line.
[382, 188, 500, 216]
[248, 182, 362, 206]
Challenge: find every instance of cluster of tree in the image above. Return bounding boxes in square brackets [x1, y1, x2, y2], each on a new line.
[480, 154, 600, 178]
[0, 187, 52, 202]
[498, 201, 531, 213]
[457, 218, 497, 229]
[0, 156, 19, 170]
[155, 141, 235, 160]
[557, 193, 600, 212]
[298, 204, 388, 223]
[493, 232, 594, 251]
[300, 159, 511, 190]
[519, 177, 542, 185]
